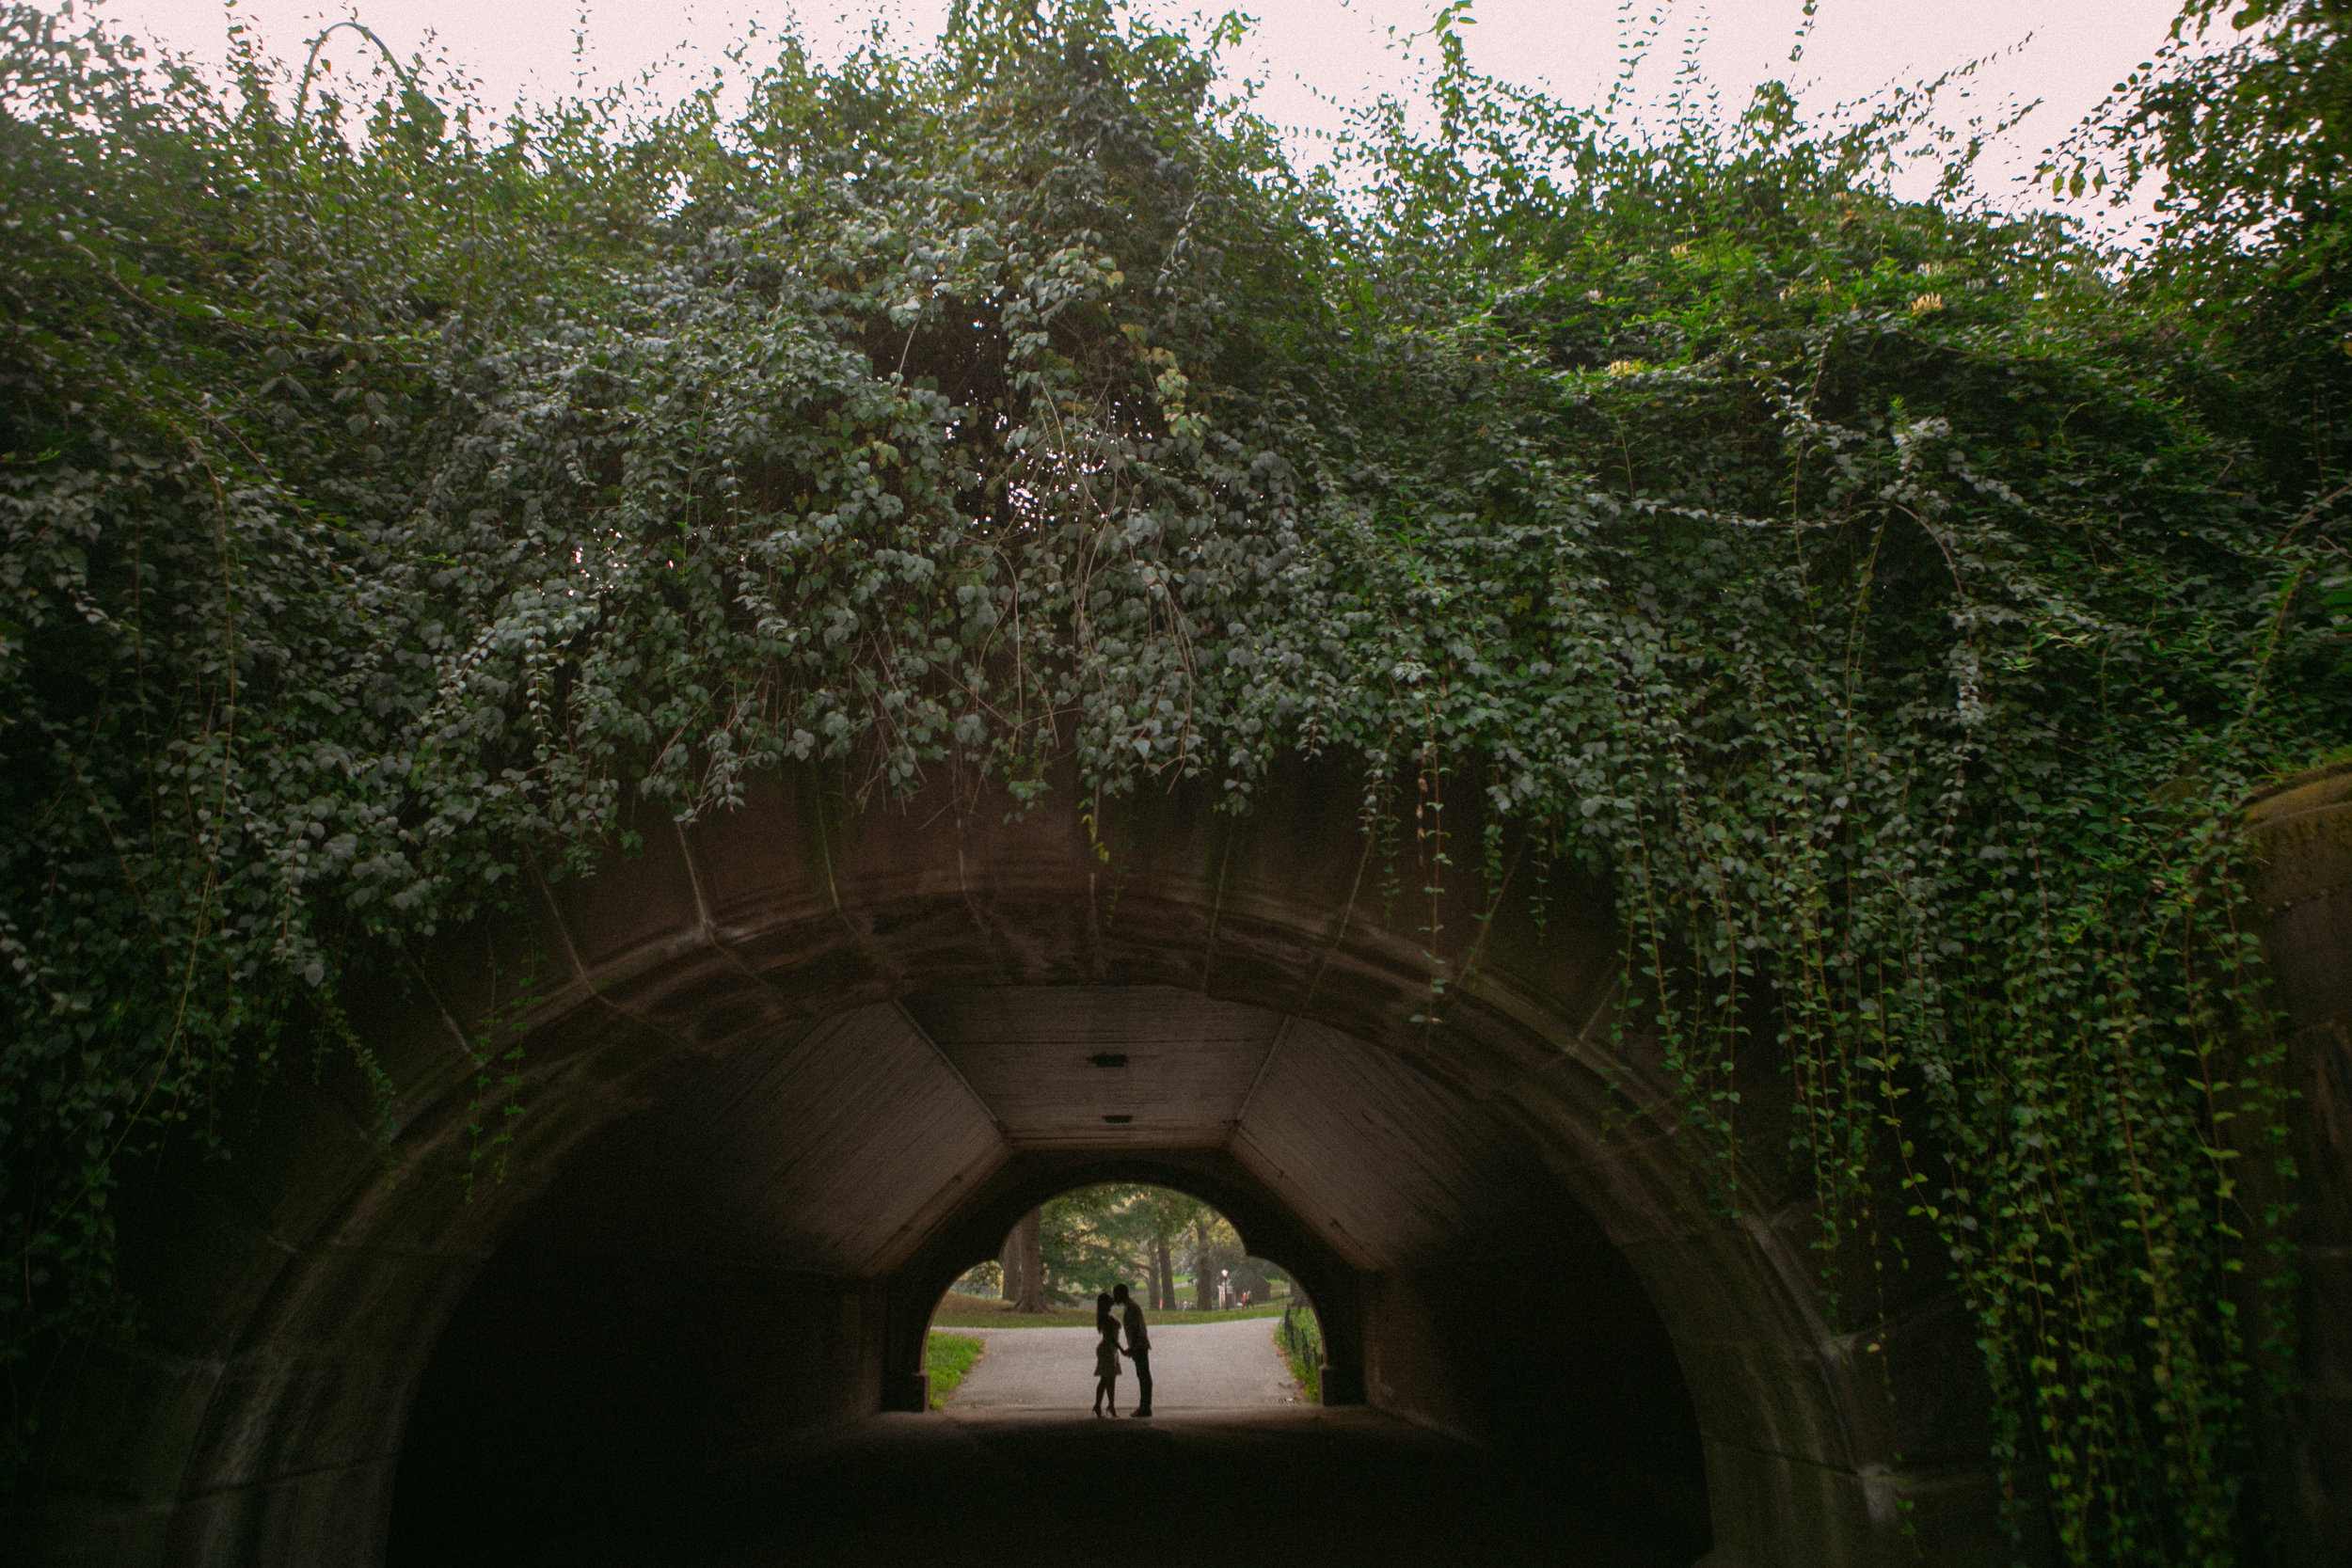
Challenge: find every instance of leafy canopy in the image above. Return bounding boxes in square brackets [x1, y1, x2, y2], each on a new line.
[1037, 1183, 1225, 1301]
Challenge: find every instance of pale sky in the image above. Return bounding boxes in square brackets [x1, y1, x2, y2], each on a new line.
[70, 0, 2210, 215]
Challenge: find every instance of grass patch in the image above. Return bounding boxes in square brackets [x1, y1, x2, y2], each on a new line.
[924, 1330, 985, 1407]
[1276, 1303, 1322, 1403]
[929, 1291, 1293, 1329]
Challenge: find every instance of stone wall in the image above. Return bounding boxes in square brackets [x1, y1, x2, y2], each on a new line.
[2247, 762, 2352, 1566]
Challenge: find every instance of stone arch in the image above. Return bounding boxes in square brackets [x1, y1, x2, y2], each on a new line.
[10, 762, 2010, 1567]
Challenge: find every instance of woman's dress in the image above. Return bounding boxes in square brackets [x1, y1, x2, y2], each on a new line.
[1095, 1324, 1121, 1380]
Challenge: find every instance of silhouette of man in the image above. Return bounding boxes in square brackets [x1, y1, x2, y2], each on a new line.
[1112, 1282, 1152, 1417]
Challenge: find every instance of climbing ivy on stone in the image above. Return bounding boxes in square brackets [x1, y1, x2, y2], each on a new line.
[2, 2, 2344, 1558]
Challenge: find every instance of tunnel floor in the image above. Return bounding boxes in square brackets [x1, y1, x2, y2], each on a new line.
[437, 1406, 1694, 1568]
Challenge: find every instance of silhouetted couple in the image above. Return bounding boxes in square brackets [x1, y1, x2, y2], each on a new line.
[1091, 1283, 1152, 1418]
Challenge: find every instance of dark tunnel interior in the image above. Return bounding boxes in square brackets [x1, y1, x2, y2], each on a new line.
[386, 987, 1710, 1566]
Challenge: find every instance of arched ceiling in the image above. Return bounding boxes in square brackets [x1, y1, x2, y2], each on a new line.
[903, 986, 1282, 1142]
[516, 986, 1588, 1280]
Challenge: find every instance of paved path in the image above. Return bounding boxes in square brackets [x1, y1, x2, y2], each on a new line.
[945, 1317, 1299, 1411]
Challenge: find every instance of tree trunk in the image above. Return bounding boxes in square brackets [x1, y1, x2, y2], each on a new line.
[999, 1227, 1019, 1302]
[1008, 1207, 1047, 1313]
[1154, 1235, 1174, 1312]
[1194, 1219, 1215, 1311]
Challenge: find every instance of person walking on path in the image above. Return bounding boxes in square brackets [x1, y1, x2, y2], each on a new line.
[1091, 1291, 1122, 1418]
[1112, 1282, 1153, 1417]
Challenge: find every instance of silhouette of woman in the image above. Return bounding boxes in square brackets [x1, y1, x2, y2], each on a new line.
[1092, 1291, 1121, 1418]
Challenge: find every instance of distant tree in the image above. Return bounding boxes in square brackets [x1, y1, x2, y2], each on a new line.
[2061, 0, 2352, 499]
[1184, 1214, 1246, 1307]
[1039, 1186, 1135, 1300]
[1038, 1184, 1222, 1305]
[1000, 1209, 1046, 1314]
[1131, 1187, 1208, 1309]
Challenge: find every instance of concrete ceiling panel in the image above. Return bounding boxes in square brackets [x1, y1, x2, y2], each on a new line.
[522, 1005, 1008, 1277]
[1232, 1018, 1575, 1270]
[902, 986, 1280, 1145]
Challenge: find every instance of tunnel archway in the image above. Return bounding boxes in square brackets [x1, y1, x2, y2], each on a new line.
[385, 997, 1710, 1562]
[27, 764, 2012, 1567]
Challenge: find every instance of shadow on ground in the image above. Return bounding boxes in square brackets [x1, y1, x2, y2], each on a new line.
[456, 1407, 1696, 1568]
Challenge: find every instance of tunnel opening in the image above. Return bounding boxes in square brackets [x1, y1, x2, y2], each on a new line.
[941, 1182, 1297, 1323]
[385, 986, 1710, 1566]
[927, 1181, 1318, 1414]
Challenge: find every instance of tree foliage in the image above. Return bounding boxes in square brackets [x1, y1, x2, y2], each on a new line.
[1, 1, 2345, 1559]
[2061, 0, 2352, 555]
[1039, 1182, 1222, 1301]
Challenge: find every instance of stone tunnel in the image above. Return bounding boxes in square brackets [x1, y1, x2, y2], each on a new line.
[10, 761, 2349, 1566]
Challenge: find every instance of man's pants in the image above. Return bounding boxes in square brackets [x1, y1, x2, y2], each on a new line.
[1130, 1349, 1152, 1413]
